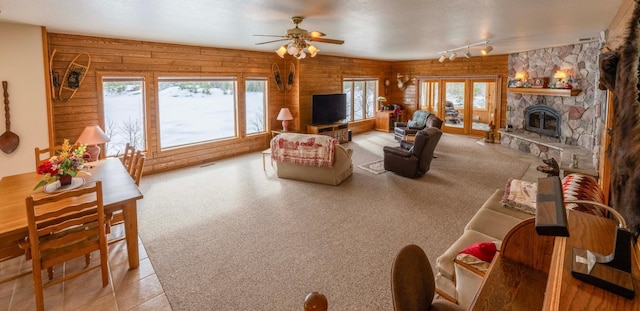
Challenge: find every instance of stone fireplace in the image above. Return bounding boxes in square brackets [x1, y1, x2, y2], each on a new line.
[524, 104, 562, 138]
[502, 41, 606, 170]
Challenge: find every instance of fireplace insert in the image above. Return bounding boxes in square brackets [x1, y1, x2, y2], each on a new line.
[524, 104, 562, 138]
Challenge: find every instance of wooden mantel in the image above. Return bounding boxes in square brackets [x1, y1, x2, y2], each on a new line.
[507, 88, 581, 97]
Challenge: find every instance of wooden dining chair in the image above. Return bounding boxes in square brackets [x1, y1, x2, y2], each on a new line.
[34, 145, 62, 169]
[107, 151, 144, 245]
[120, 143, 136, 172]
[24, 181, 109, 311]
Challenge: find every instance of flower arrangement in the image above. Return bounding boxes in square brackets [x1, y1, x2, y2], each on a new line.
[34, 139, 90, 190]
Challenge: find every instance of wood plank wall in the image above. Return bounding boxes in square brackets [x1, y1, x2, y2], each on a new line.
[47, 33, 312, 174]
[46, 33, 395, 174]
[298, 55, 393, 134]
[389, 55, 509, 129]
[47, 32, 506, 174]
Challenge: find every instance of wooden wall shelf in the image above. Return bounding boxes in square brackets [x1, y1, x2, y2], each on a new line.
[508, 88, 581, 97]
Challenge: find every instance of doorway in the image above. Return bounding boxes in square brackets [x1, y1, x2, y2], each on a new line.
[420, 77, 498, 135]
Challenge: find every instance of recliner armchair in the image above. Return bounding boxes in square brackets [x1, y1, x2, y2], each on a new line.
[383, 128, 442, 178]
[394, 110, 443, 141]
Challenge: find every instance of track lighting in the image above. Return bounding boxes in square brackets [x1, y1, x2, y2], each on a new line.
[439, 40, 492, 62]
[481, 42, 493, 55]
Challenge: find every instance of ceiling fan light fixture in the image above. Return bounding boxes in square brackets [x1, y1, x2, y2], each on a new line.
[439, 54, 447, 62]
[307, 44, 319, 57]
[276, 45, 287, 58]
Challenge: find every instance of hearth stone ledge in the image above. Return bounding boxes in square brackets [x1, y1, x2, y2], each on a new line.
[498, 129, 596, 172]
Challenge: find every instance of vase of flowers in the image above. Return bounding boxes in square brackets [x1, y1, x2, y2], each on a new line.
[34, 139, 89, 190]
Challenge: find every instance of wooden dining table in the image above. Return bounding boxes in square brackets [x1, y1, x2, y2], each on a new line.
[0, 158, 143, 269]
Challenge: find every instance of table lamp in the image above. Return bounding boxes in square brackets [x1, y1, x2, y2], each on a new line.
[77, 125, 110, 161]
[277, 108, 293, 132]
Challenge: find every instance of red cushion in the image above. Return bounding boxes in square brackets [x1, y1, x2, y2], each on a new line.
[459, 242, 498, 263]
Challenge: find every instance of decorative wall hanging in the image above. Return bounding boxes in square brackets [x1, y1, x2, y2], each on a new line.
[49, 49, 60, 101]
[286, 63, 295, 92]
[59, 53, 91, 101]
[272, 63, 284, 92]
[0, 81, 20, 154]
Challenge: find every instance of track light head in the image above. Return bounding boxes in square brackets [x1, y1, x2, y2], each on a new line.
[449, 52, 457, 61]
[481, 44, 493, 55]
[464, 47, 472, 58]
[439, 54, 447, 62]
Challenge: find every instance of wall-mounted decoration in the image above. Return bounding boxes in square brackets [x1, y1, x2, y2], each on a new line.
[49, 49, 60, 101]
[286, 63, 295, 92]
[59, 53, 91, 101]
[0, 81, 20, 154]
[272, 63, 284, 92]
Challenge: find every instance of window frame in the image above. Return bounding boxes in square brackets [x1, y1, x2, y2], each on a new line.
[156, 75, 239, 151]
[96, 72, 149, 158]
[343, 77, 379, 122]
[244, 77, 268, 136]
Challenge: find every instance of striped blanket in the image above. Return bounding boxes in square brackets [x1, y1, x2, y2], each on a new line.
[270, 133, 338, 168]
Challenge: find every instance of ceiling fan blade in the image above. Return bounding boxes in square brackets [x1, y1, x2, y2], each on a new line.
[255, 38, 289, 45]
[308, 31, 326, 38]
[253, 35, 287, 38]
[309, 37, 344, 45]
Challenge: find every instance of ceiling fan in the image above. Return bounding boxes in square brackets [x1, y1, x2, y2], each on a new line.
[254, 16, 344, 59]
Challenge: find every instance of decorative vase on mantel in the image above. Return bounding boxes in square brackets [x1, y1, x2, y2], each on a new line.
[59, 174, 73, 186]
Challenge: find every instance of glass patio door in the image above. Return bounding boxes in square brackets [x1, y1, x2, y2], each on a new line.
[441, 79, 497, 135]
[442, 80, 466, 134]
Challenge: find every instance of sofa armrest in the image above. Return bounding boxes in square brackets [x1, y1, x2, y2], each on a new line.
[383, 146, 411, 158]
[394, 122, 408, 128]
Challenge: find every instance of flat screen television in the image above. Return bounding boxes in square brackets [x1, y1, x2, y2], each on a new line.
[312, 93, 347, 124]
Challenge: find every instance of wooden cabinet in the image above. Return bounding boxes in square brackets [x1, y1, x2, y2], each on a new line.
[307, 123, 349, 143]
[471, 210, 640, 310]
[374, 110, 405, 132]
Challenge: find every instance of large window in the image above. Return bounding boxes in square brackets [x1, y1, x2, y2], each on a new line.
[343, 78, 377, 121]
[245, 78, 267, 135]
[158, 77, 237, 149]
[101, 77, 146, 157]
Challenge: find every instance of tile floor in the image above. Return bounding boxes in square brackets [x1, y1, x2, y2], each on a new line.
[0, 225, 172, 310]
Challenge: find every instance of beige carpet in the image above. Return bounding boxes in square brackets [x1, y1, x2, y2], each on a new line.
[136, 132, 540, 310]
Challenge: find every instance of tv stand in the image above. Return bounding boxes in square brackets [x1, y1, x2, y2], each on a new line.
[307, 122, 349, 143]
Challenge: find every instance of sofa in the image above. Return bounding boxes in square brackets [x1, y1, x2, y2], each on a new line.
[271, 133, 353, 186]
[434, 174, 607, 309]
[394, 110, 443, 141]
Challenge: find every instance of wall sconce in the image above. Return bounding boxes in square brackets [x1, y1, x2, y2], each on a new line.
[384, 78, 390, 95]
[535, 176, 635, 298]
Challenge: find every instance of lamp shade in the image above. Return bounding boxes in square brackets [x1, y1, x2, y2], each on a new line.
[277, 108, 293, 132]
[77, 125, 110, 145]
[77, 125, 110, 161]
[276, 108, 293, 121]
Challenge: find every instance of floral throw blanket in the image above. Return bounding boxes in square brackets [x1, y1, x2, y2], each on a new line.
[270, 134, 338, 168]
